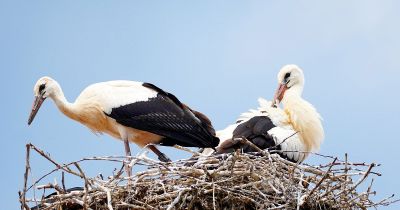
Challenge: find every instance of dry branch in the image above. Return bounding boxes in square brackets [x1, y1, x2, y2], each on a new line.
[21, 143, 398, 210]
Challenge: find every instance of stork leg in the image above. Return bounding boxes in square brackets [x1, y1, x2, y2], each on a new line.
[147, 145, 171, 162]
[123, 138, 132, 178]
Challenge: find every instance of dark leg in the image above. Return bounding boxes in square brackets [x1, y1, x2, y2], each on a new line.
[147, 145, 171, 162]
[123, 139, 132, 177]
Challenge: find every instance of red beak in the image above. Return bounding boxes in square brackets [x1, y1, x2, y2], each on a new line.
[28, 96, 45, 125]
[272, 83, 287, 107]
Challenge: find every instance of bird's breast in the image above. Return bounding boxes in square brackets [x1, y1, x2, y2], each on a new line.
[72, 108, 164, 147]
[122, 126, 164, 147]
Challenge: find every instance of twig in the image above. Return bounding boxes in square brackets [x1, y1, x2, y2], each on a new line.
[335, 163, 375, 198]
[306, 157, 337, 199]
[74, 162, 90, 210]
[20, 144, 31, 210]
[29, 143, 83, 178]
[61, 172, 66, 193]
[212, 179, 216, 210]
[174, 145, 202, 156]
[233, 137, 263, 153]
[269, 131, 299, 150]
[167, 188, 190, 210]
[36, 183, 64, 194]
[96, 184, 113, 210]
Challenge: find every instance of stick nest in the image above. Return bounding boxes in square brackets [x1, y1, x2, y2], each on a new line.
[20, 144, 398, 210]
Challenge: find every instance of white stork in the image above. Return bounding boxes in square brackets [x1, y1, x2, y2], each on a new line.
[204, 65, 324, 163]
[28, 77, 220, 175]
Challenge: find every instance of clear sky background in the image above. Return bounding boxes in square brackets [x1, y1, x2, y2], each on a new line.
[1, 1, 399, 209]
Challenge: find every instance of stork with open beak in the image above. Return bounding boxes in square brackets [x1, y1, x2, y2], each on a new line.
[204, 65, 324, 163]
[28, 77, 219, 176]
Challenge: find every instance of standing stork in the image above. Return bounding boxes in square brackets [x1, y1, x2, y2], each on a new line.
[204, 65, 324, 163]
[28, 77, 219, 175]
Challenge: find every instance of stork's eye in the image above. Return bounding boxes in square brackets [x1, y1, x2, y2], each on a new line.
[284, 72, 291, 80]
[283, 72, 291, 84]
[39, 84, 46, 93]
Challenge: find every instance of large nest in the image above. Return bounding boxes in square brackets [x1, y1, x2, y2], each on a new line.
[20, 144, 397, 210]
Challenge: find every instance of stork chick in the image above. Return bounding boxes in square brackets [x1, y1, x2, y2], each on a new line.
[209, 65, 324, 163]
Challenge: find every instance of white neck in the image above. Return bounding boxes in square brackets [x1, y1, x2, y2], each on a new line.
[48, 85, 79, 121]
[285, 83, 303, 98]
[281, 84, 324, 153]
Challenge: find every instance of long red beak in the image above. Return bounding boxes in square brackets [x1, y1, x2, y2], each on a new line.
[28, 96, 45, 125]
[272, 83, 287, 107]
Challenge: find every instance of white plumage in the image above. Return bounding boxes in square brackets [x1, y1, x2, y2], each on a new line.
[206, 65, 324, 163]
[239, 98, 307, 162]
[76, 81, 158, 114]
[28, 77, 219, 176]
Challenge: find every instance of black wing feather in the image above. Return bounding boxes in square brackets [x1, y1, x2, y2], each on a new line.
[106, 83, 219, 148]
[216, 116, 278, 153]
[216, 116, 298, 162]
[142, 82, 185, 109]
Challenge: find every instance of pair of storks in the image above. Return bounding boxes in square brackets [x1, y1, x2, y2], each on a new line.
[28, 65, 324, 176]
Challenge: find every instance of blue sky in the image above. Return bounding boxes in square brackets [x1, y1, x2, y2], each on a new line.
[1, 1, 399, 209]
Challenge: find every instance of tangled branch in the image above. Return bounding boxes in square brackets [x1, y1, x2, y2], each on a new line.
[19, 143, 398, 210]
